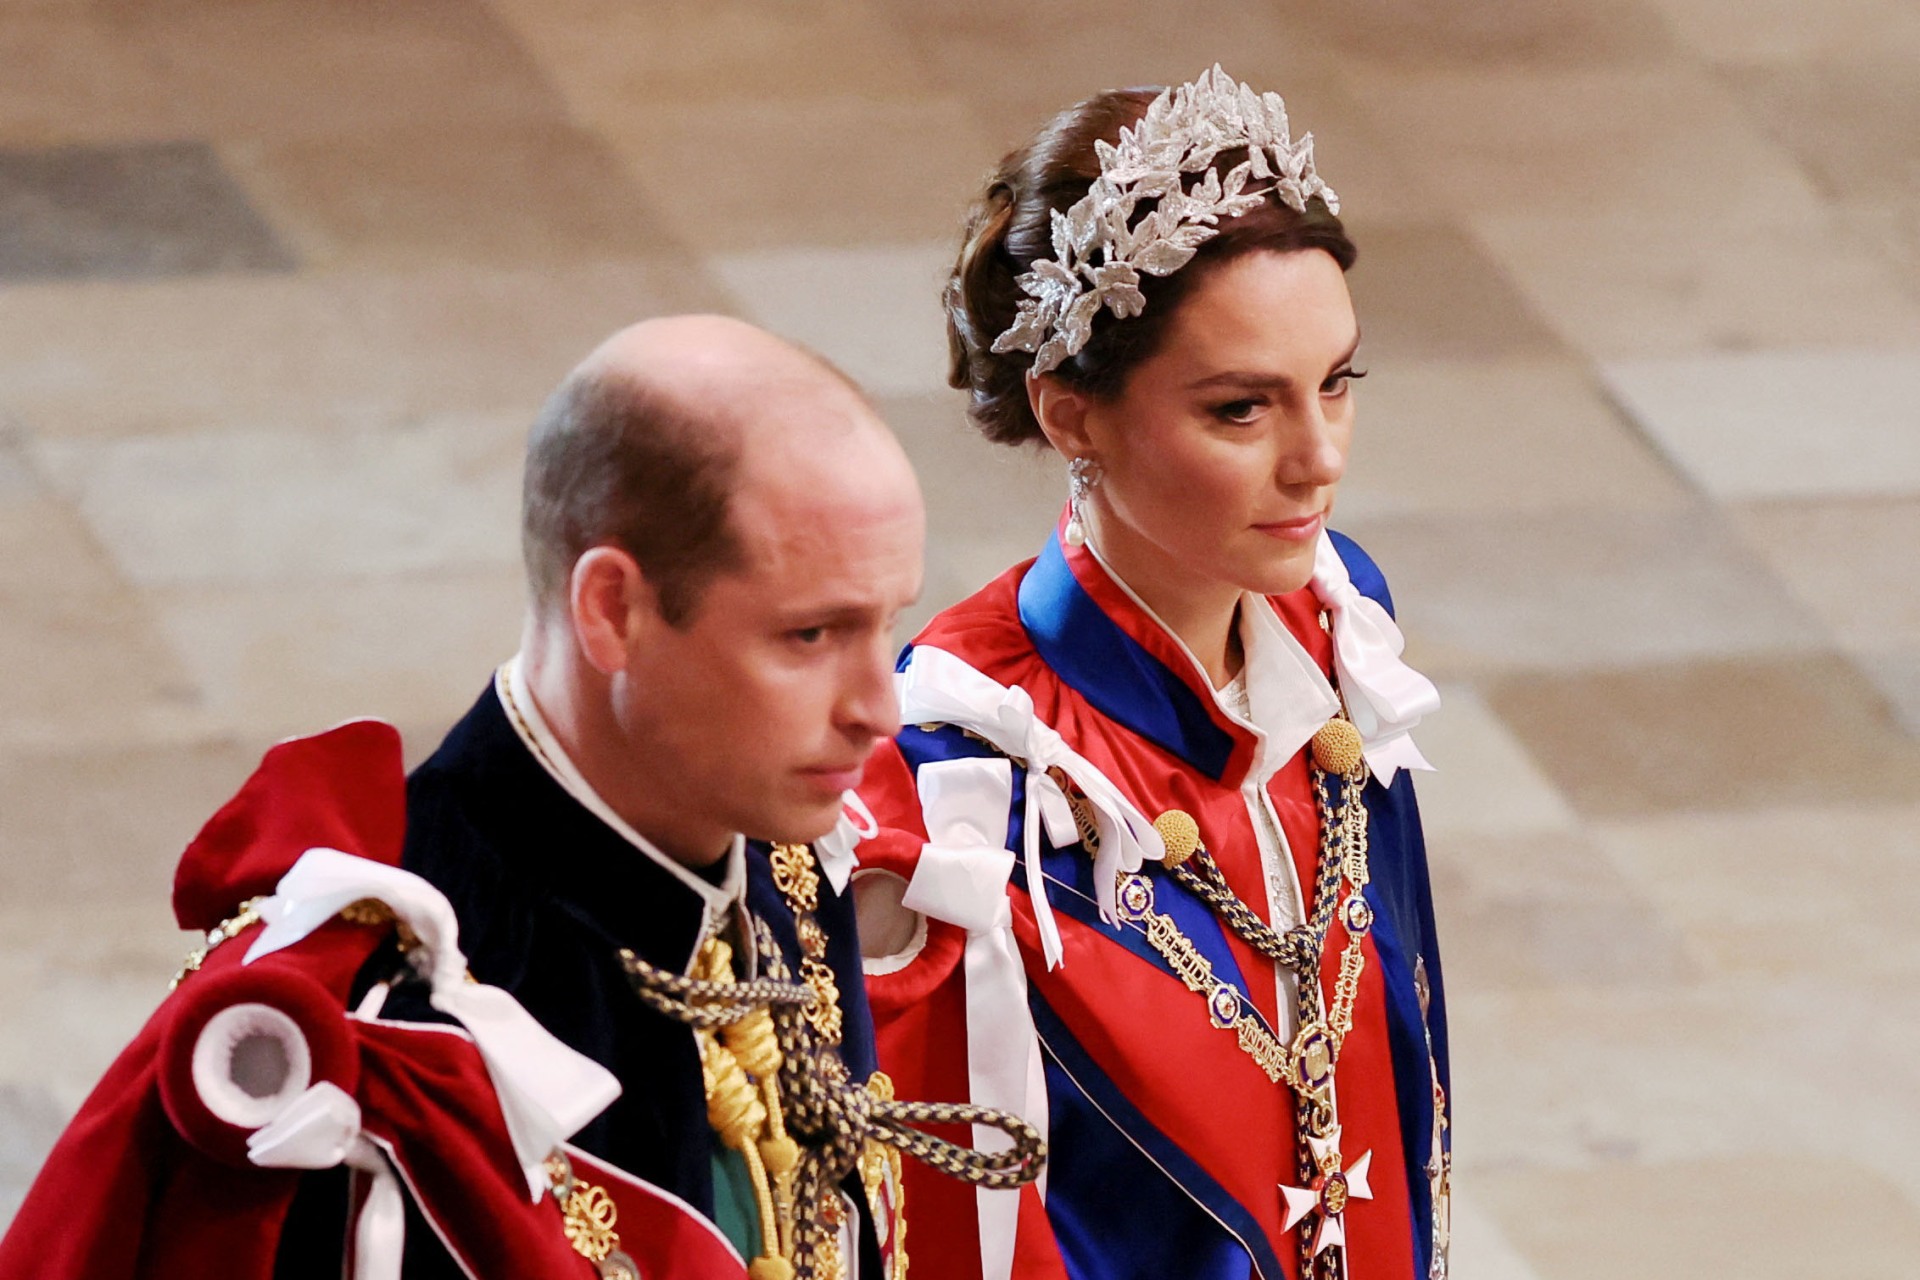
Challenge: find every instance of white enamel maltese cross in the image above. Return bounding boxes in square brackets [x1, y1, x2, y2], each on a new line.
[1279, 1130, 1374, 1258]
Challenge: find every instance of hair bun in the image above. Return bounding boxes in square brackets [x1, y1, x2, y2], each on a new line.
[944, 181, 1036, 445]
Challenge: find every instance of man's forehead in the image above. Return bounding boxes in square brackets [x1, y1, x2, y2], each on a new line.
[732, 475, 919, 559]
[699, 500, 923, 626]
[722, 428, 920, 562]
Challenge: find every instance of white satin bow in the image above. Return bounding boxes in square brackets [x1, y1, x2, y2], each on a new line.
[1310, 534, 1441, 782]
[245, 847, 621, 1200]
[897, 645, 1164, 970]
[248, 1082, 407, 1280]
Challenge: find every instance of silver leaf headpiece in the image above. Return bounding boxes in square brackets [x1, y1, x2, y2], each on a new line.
[991, 64, 1340, 376]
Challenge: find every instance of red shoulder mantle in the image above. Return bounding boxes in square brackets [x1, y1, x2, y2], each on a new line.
[0, 721, 740, 1280]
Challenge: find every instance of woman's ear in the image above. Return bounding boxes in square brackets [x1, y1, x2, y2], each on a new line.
[1028, 374, 1095, 459]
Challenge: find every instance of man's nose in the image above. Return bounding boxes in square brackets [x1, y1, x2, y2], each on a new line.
[840, 641, 903, 743]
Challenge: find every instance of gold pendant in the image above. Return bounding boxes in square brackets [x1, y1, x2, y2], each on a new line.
[1289, 1023, 1337, 1100]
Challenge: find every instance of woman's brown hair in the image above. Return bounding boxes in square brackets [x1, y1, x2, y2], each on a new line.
[945, 87, 1357, 447]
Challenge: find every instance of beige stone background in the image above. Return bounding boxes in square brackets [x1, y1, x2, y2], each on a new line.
[3, 0, 1919, 1273]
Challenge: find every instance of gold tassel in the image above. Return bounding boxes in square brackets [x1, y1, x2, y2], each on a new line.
[702, 1030, 784, 1271]
[722, 1008, 801, 1183]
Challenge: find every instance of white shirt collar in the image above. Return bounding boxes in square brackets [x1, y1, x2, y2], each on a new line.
[1084, 542, 1341, 783]
[1231, 594, 1345, 782]
[496, 655, 747, 922]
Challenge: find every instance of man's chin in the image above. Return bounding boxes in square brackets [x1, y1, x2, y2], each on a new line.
[747, 800, 845, 848]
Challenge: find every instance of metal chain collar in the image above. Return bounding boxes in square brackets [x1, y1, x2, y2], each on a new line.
[621, 868, 1044, 1280]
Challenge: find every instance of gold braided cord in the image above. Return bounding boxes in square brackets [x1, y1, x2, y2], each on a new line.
[726, 1008, 802, 1183]
[623, 913, 1043, 1280]
[618, 947, 815, 1028]
[702, 1031, 785, 1265]
[1113, 719, 1376, 1280]
[1170, 854, 1319, 973]
[693, 938, 790, 1268]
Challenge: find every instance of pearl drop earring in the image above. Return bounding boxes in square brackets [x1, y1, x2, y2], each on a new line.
[1064, 456, 1103, 548]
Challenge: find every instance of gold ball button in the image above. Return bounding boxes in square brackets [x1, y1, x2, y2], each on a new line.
[1311, 717, 1365, 775]
[759, 1134, 800, 1177]
[1152, 809, 1202, 868]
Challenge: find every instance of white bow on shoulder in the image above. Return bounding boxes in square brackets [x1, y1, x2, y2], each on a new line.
[896, 645, 1164, 970]
[1310, 535, 1442, 783]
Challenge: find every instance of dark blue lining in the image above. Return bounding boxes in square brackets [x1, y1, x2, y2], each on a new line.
[1017, 534, 1238, 781]
[1031, 989, 1277, 1280]
[1328, 529, 1394, 618]
[1356, 775, 1445, 1278]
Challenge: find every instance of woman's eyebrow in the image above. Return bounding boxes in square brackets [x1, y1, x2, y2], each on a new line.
[1183, 329, 1364, 391]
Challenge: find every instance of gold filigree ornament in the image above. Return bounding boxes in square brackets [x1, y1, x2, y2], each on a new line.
[772, 843, 848, 1047]
[769, 841, 820, 914]
[563, 1184, 619, 1261]
[859, 1073, 910, 1280]
[800, 957, 845, 1044]
[544, 1150, 640, 1279]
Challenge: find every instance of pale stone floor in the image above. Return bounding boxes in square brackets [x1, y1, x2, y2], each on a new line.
[3, 1, 1918, 1273]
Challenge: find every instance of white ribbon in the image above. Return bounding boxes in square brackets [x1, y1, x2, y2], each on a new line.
[897, 646, 1163, 970]
[900, 757, 1047, 1280]
[245, 1078, 362, 1168]
[244, 848, 622, 1200]
[247, 1081, 405, 1280]
[1311, 534, 1442, 783]
[815, 791, 878, 895]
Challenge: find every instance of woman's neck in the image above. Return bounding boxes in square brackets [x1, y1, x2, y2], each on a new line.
[1084, 511, 1245, 689]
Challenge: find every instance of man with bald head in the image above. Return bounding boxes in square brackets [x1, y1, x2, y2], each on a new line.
[512, 315, 921, 870]
[383, 315, 930, 1276]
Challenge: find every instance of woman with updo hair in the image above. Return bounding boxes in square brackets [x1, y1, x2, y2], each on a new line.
[852, 68, 1451, 1280]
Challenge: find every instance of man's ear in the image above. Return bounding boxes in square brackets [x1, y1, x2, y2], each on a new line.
[567, 545, 658, 676]
[1028, 374, 1095, 458]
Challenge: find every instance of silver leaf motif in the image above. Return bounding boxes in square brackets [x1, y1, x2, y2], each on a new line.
[1050, 207, 1074, 261]
[1134, 238, 1201, 276]
[994, 64, 1340, 375]
[992, 300, 1053, 355]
